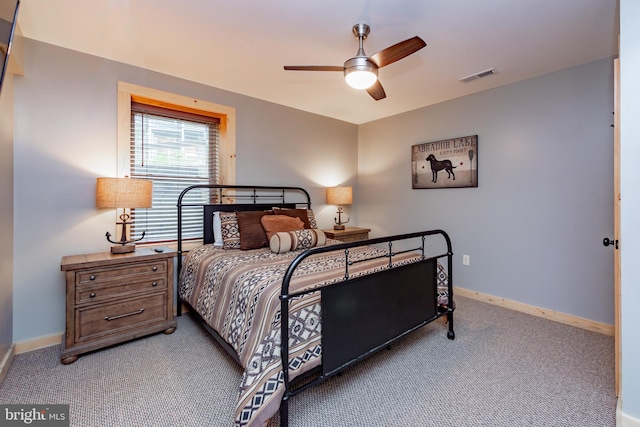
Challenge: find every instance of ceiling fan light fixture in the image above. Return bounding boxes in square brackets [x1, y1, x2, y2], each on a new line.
[345, 69, 377, 89]
[344, 57, 378, 89]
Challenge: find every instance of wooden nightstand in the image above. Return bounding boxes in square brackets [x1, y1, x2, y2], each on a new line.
[60, 247, 177, 364]
[323, 227, 371, 243]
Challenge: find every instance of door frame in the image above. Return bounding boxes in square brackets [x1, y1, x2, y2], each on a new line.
[614, 57, 621, 396]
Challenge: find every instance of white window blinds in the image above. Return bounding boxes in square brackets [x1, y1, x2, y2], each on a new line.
[130, 102, 220, 243]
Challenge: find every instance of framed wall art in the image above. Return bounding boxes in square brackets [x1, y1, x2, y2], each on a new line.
[411, 135, 478, 189]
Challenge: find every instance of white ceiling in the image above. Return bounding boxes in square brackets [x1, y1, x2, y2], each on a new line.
[16, 0, 618, 124]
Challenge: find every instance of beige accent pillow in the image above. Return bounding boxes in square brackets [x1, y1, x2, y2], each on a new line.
[269, 229, 327, 254]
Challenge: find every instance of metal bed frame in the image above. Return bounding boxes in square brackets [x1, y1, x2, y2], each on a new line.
[176, 184, 455, 427]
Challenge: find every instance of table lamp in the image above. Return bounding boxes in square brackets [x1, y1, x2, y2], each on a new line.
[96, 177, 153, 254]
[326, 186, 352, 230]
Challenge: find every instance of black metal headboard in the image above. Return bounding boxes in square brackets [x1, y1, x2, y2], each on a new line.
[176, 184, 312, 254]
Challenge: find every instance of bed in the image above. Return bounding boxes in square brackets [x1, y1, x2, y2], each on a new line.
[176, 184, 455, 427]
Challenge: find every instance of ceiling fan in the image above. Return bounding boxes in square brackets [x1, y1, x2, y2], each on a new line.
[284, 23, 426, 101]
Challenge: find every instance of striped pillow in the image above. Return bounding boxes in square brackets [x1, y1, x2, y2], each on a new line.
[269, 229, 326, 254]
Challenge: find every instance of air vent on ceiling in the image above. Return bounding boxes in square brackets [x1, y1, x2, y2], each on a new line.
[459, 68, 496, 83]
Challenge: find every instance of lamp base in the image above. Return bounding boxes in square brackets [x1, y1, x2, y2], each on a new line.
[333, 224, 346, 230]
[111, 244, 136, 254]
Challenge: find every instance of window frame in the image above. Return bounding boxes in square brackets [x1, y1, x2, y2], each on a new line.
[117, 81, 236, 244]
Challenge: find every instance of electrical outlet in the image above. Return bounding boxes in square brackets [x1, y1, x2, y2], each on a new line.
[462, 254, 470, 266]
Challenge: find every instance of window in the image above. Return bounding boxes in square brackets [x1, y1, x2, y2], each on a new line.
[117, 82, 236, 244]
[130, 103, 220, 242]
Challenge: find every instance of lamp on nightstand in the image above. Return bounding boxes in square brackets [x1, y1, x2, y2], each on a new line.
[96, 177, 153, 254]
[326, 186, 352, 230]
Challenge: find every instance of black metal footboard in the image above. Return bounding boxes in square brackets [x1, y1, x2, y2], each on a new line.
[278, 230, 454, 427]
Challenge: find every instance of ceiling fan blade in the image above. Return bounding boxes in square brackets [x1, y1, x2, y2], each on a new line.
[284, 65, 344, 72]
[369, 36, 426, 68]
[366, 80, 386, 101]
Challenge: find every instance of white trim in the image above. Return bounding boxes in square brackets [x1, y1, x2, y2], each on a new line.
[0, 344, 15, 386]
[616, 398, 640, 427]
[454, 287, 614, 336]
[618, 403, 640, 427]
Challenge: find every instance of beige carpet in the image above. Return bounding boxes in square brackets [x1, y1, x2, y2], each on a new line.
[0, 296, 616, 426]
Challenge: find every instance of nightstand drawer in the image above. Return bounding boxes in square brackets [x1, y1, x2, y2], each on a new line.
[76, 278, 167, 305]
[332, 234, 366, 243]
[76, 292, 168, 342]
[76, 261, 166, 285]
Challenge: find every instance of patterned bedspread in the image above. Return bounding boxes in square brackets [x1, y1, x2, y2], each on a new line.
[179, 242, 449, 427]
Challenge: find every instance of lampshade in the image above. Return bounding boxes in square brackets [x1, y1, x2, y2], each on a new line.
[344, 57, 378, 90]
[326, 186, 353, 205]
[96, 177, 153, 209]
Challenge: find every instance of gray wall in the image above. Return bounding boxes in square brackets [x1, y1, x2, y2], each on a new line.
[620, 0, 640, 420]
[0, 59, 14, 358]
[12, 39, 357, 342]
[358, 58, 615, 325]
[12, 40, 617, 338]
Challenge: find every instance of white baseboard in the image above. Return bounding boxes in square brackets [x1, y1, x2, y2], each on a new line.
[0, 344, 15, 386]
[14, 333, 62, 355]
[618, 398, 640, 427]
[454, 287, 614, 336]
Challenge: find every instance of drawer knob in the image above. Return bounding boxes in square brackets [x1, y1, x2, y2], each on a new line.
[152, 266, 158, 272]
[89, 275, 96, 281]
[152, 282, 158, 287]
[89, 292, 96, 298]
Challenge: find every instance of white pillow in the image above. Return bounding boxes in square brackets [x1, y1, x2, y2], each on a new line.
[213, 211, 223, 247]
